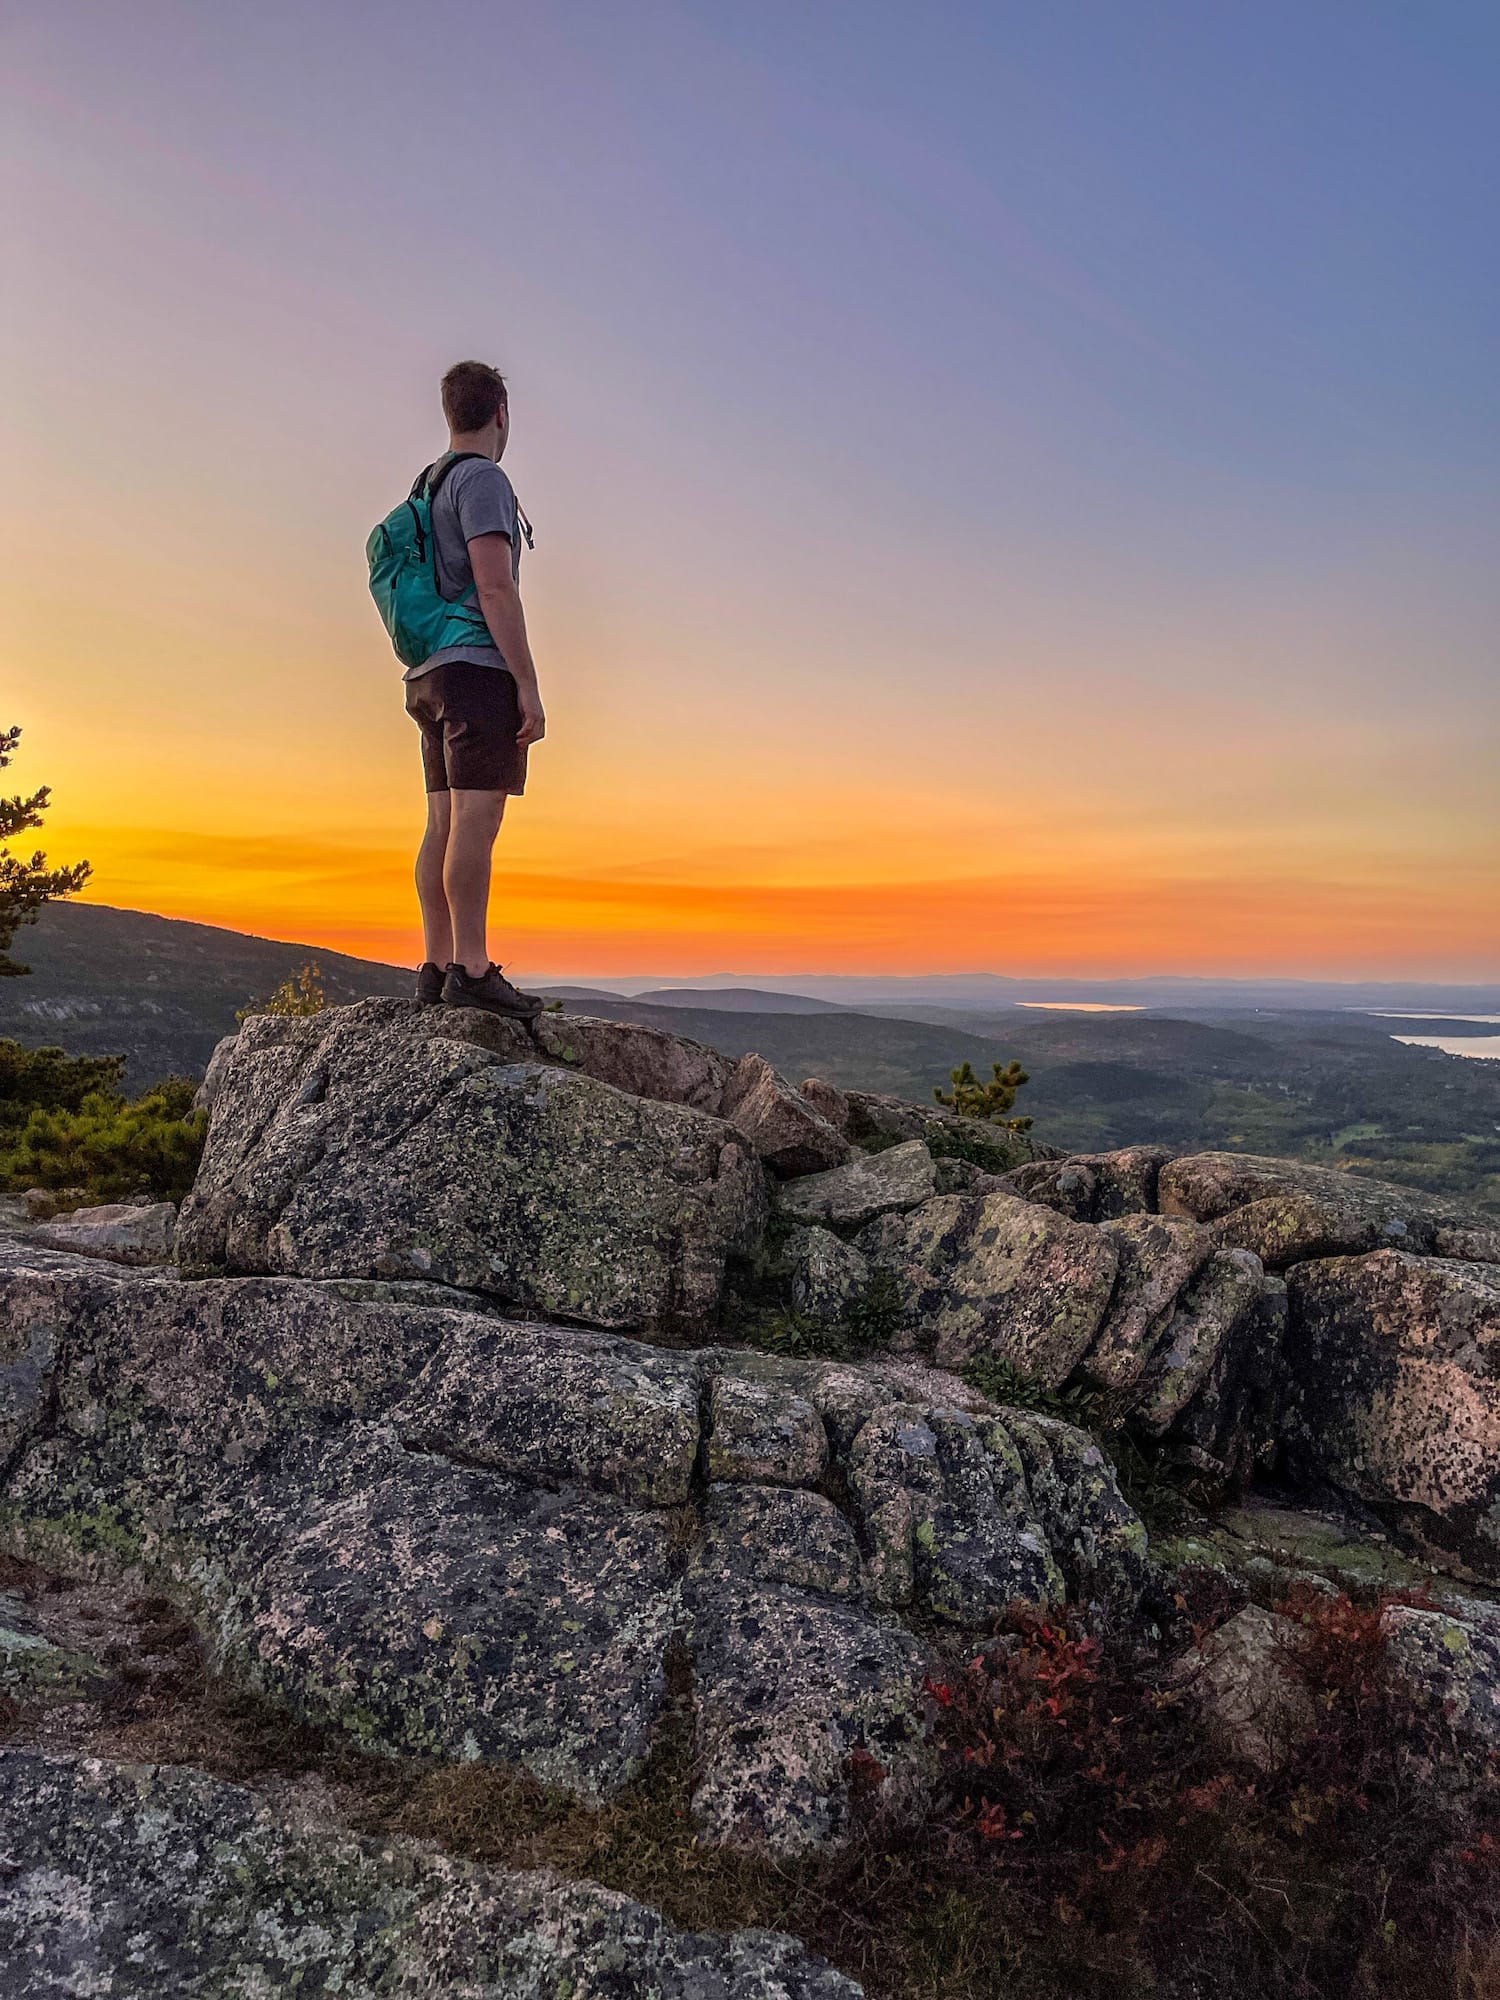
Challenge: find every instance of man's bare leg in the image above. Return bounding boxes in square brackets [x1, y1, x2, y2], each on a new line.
[415, 790, 454, 966]
[444, 787, 506, 975]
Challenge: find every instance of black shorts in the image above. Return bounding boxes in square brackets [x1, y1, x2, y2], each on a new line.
[404, 662, 528, 795]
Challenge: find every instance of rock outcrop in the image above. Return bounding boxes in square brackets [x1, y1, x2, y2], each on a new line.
[531, 1010, 851, 1175]
[5, 996, 1500, 1989]
[1285, 1251, 1500, 1581]
[1004, 1146, 1172, 1222]
[862, 1192, 1120, 1381]
[777, 1139, 938, 1230]
[1080, 1214, 1214, 1391]
[30, 1198, 178, 1267]
[1169, 1604, 1315, 1774]
[1382, 1595, 1500, 1761]
[785, 1224, 871, 1323]
[177, 1004, 767, 1331]
[720, 1053, 851, 1177]
[842, 1087, 1045, 1173]
[1159, 1151, 1500, 1269]
[0, 1749, 859, 1998]
[0, 1235, 1149, 1855]
[997, 1140, 1500, 1579]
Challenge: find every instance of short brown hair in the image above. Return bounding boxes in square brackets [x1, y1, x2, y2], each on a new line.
[441, 360, 508, 432]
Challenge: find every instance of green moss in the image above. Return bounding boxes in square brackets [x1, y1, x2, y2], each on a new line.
[0, 1619, 105, 1701]
[0, 1502, 144, 1576]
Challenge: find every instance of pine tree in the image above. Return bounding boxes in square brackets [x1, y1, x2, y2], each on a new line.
[0, 727, 91, 976]
[238, 961, 329, 1022]
[934, 1058, 1033, 1130]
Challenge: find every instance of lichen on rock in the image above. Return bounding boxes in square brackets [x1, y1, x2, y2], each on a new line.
[11, 991, 1500, 1983]
[1285, 1250, 1500, 1582]
[777, 1140, 938, 1231]
[0, 1593, 107, 1702]
[1080, 1213, 1215, 1392]
[1159, 1151, 1497, 1269]
[0, 1238, 1154, 1856]
[783, 1223, 872, 1325]
[178, 1004, 768, 1332]
[0, 1748, 862, 1996]
[861, 1191, 1119, 1382]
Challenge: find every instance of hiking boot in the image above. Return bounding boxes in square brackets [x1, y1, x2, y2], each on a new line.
[414, 961, 445, 1006]
[441, 961, 545, 1020]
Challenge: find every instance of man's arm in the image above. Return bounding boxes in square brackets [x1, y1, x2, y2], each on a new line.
[469, 534, 545, 746]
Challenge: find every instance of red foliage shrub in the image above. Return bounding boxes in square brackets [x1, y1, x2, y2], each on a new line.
[915, 1595, 1500, 1998]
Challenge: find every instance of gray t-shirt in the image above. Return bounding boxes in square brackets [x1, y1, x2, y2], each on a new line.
[403, 454, 523, 680]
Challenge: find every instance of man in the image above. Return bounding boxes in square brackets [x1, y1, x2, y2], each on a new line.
[403, 360, 546, 1018]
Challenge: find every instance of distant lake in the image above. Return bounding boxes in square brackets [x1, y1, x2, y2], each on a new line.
[1364, 1010, 1500, 1062]
[1017, 1002, 1144, 1013]
[1393, 1035, 1500, 1061]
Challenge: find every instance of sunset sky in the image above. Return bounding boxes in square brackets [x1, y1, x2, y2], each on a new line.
[5, 2, 1498, 978]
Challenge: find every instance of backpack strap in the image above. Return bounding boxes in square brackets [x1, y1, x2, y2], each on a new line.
[412, 451, 489, 503]
[410, 454, 534, 551]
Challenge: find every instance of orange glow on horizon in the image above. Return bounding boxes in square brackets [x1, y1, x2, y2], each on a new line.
[59, 824, 1500, 983]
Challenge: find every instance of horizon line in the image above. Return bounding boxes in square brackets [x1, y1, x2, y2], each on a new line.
[46, 903, 1500, 993]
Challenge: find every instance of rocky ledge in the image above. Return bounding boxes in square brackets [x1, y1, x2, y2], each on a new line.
[0, 1750, 858, 1998]
[3, 997, 1499, 1993]
[0, 1240, 1147, 1856]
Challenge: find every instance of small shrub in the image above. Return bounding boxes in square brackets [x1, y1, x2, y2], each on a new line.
[935, 1058, 1033, 1132]
[0, 1075, 206, 1204]
[746, 1264, 907, 1363]
[961, 1353, 1104, 1427]
[747, 1309, 849, 1361]
[0, 1040, 126, 1125]
[1278, 1577, 1391, 1708]
[844, 1265, 905, 1349]
[915, 1594, 1500, 1997]
[925, 1121, 1029, 1172]
[238, 961, 328, 1021]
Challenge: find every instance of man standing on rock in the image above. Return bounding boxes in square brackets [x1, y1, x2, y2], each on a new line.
[369, 359, 546, 1020]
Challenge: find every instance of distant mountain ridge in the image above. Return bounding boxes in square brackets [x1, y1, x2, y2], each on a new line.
[536, 969, 1500, 1014]
[631, 986, 848, 1014]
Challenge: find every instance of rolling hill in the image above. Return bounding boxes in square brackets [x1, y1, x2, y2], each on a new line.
[0, 903, 409, 1083]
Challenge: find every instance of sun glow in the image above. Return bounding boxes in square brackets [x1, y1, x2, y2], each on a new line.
[5, 5, 1497, 983]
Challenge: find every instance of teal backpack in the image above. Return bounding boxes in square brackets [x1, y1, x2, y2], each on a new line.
[366, 452, 493, 670]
